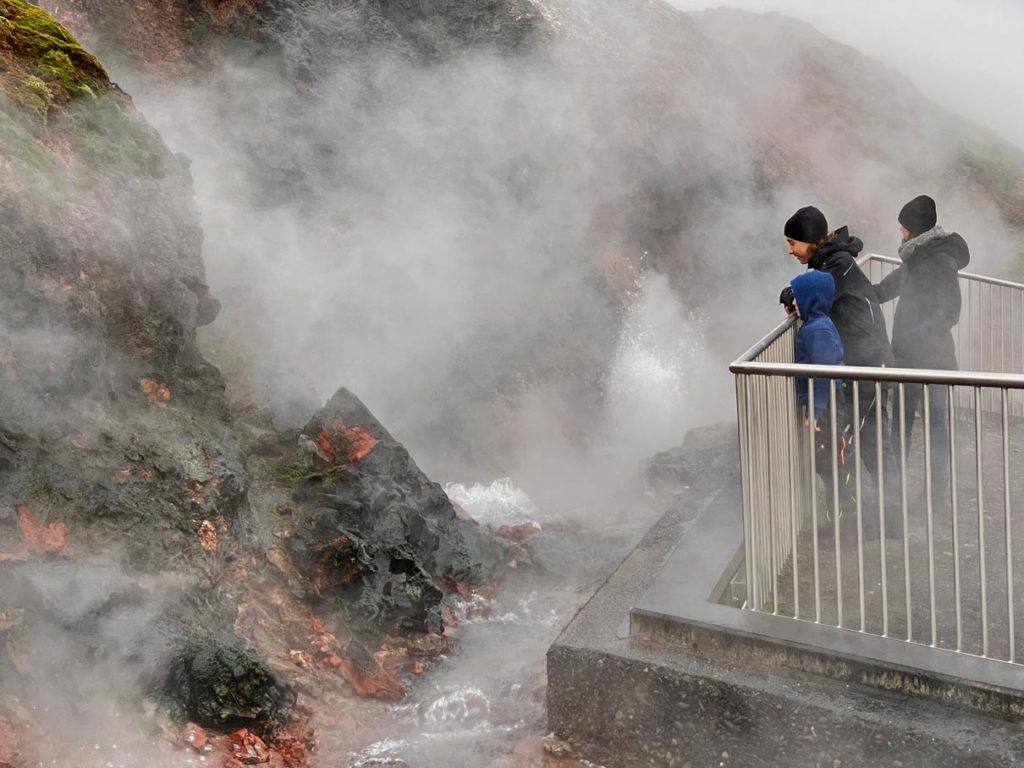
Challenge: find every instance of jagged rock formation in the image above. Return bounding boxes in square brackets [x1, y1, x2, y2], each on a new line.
[286, 388, 506, 633]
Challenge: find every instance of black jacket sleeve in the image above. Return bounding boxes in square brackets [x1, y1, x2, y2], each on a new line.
[874, 267, 902, 303]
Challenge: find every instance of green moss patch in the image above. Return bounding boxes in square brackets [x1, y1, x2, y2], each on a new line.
[0, 105, 55, 172]
[0, 0, 109, 123]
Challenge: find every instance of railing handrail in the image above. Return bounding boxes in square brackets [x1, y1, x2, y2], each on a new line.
[865, 252, 1024, 291]
[729, 361, 1024, 389]
[733, 316, 796, 363]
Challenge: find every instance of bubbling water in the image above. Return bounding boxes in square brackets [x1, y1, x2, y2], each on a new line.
[443, 477, 547, 526]
[603, 271, 717, 460]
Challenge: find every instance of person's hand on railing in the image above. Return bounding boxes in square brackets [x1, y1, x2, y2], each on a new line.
[779, 286, 797, 317]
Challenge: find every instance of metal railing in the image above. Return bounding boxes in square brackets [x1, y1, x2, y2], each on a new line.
[732, 254, 1024, 664]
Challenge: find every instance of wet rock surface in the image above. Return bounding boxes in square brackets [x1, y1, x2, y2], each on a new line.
[287, 388, 507, 634]
[645, 422, 736, 496]
[163, 632, 296, 732]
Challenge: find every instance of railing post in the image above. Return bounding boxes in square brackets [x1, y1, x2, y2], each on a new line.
[976, 386, 988, 657]
[736, 373, 754, 610]
[1002, 388, 1014, 662]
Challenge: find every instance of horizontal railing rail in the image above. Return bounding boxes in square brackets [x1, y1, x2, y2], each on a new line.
[732, 361, 1024, 388]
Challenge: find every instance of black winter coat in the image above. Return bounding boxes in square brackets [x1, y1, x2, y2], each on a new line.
[874, 226, 970, 369]
[807, 227, 894, 368]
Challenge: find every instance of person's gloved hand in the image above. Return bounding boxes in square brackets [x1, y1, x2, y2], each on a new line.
[779, 286, 796, 316]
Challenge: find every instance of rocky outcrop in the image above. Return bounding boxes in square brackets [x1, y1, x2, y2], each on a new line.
[0, 1, 282, 747]
[0, 4, 505, 763]
[285, 388, 506, 634]
[0, 0, 235, 567]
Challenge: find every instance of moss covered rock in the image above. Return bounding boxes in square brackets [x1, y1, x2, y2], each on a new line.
[0, 0, 108, 117]
[163, 632, 296, 732]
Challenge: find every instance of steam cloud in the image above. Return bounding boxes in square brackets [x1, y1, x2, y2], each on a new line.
[52, 0, 1024, 503]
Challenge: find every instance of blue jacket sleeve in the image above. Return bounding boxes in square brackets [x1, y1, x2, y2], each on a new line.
[807, 329, 837, 418]
[794, 331, 809, 409]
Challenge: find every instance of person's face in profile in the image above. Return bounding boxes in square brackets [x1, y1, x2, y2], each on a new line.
[786, 237, 814, 265]
[899, 224, 911, 242]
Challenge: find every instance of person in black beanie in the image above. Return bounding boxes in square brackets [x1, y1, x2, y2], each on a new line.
[783, 206, 900, 533]
[875, 195, 970, 487]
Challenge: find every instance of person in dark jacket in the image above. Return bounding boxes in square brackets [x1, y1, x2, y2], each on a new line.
[790, 270, 854, 521]
[785, 207, 894, 368]
[784, 206, 899, 521]
[874, 195, 970, 483]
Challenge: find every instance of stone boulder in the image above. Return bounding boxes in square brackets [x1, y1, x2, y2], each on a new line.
[286, 388, 507, 634]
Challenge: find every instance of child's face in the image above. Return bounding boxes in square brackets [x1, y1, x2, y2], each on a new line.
[793, 297, 801, 319]
[786, 238, 814, 264]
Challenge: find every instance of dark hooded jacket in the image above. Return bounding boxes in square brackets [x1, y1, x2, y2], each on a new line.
[874, 226, 970, 369]
[807, 227, 894, 368]
[792, 270, 844, 418]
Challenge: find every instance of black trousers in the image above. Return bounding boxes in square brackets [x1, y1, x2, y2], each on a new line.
[898, 382, 950, 482]
[808, 390, 855, 522]
[845, 382, 901, 496]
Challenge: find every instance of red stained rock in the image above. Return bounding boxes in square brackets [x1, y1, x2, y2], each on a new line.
[496, 521, 542, 543]
[0, 716, 19, 766]
[331, 654, 405, 701]
[17, 506, 68, 554]
[338, 426, 377, 464]
[270, 722, 316, 768]
[229, 728, 271, 764]
[314, 430, 336, 464]
[385, 632, 449, 658]
[139, 377, 172, 405]
[308, 630, 337, 655]
[315, 419, 379, 467]
[198, 520, 219, 552]
[180, 722, 207, 752]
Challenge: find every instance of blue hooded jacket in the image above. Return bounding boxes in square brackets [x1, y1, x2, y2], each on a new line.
[792, 270, 844, 417]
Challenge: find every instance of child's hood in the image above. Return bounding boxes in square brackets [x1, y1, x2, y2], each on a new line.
[791, 270, 835, 321]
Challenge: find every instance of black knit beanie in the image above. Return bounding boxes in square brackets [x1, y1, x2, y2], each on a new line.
[784, 206, 828, 244]
[898, 195, 937, 238]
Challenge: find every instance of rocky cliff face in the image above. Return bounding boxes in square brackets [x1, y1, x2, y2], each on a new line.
[0, 0, 232, 570]
[1, 4, 508, 764]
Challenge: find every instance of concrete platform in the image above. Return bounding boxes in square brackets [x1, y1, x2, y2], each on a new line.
[546, 427, 1024, 767]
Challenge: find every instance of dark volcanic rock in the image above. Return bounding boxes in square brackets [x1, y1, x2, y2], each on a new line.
[646, 422, 737, 493]
[287, 388, 506, 633]
[163, 631, 296, 732]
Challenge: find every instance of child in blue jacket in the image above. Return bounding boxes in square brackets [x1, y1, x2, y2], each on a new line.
[785, 270, 854, 523]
